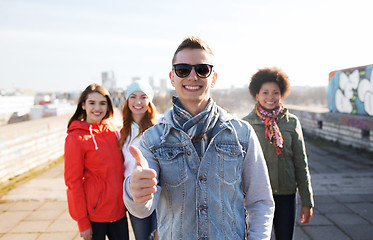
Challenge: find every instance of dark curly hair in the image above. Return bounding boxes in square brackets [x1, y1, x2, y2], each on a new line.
[248, 67, 290, 100]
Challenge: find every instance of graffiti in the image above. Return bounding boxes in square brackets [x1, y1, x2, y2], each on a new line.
[358, 69, 373, 115]
[328, 65, 373, 116]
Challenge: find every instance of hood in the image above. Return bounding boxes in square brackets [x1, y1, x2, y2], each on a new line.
[67, 120, 116, 150]
[67, 120, 109, 133]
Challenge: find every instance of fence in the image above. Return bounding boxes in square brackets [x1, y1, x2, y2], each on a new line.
[289, 107, 373, 152]
[0, 115, 70, 183]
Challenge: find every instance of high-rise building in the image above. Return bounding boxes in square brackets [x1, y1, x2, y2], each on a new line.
[149, 76, 154, 88]
[160, 78, 167, 90]
[102, 71, 116, 92]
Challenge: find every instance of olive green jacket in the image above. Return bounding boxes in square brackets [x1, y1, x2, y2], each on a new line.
[243, 108, 314, 207]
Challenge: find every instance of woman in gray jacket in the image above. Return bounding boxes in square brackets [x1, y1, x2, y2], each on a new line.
[243, 67, 314, 240]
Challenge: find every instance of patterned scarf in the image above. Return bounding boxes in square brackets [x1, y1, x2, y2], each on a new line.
[172, 96, 219, 158]
[255, 103, 284, 155]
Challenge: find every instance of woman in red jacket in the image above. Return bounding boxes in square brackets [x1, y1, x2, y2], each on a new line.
[64, 84, 128, 240]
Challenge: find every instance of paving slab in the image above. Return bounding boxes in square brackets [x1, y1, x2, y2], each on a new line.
[0, 233, 39, 240]
[46, 219, 77, 232]
[333, 194, 368, 203]
[25, 209, 64, 221]
[327, 213, 369, 225]
[0, 211, 31, 233]
[9, 220, 50, 233]
[302, 213, 334, 226]
[345, 202, 373, 223]
[7, 201, 43, 211]
[302, 226, 351, 240]
[37, 232, 78, 240]
[342, 224, 373, 240]
[293, 226, 311, 240]
[0, 202, 14, 212]
[1, 179, 66, 202]
[316, 202, 354, 214]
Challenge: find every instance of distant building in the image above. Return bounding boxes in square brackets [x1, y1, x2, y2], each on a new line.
[0, 95, 34, 125]
[102, 71, 117, 92]
[159, 78, 169, 95]
[149, 76, 154, 88]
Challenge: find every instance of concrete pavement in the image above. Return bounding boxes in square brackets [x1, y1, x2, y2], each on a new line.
[0, 159, 136, 240]
[1, 140, 373, 240]
[293, 140, 373, 240]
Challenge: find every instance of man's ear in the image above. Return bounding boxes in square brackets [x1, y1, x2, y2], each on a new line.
[211, 72, 217, 88]
[169, 71, 175, 87]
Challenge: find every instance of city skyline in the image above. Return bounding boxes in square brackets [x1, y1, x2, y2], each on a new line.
[1, 0, 372, 92]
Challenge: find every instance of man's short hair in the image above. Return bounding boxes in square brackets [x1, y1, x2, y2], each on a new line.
[172, 36, 214, 64]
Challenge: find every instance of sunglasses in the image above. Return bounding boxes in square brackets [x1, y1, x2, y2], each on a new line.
[173, 63, 214, 78]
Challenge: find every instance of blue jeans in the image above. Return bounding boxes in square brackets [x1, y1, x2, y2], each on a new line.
[273, 194, 296, 240]
[91, 216, 129, 240]
[129, 211, 157, 240]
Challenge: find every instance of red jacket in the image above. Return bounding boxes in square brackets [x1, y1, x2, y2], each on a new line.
[64, 120, 126, 232]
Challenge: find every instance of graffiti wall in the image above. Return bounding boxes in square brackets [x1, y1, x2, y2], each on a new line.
[328, 64, 373, 116]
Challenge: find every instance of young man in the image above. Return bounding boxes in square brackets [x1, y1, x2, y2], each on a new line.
[123, 36, 274, 239]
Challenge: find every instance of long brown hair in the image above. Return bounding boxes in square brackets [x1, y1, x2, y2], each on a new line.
[118, 99, 157, 149]
[67, 84, 114, 128]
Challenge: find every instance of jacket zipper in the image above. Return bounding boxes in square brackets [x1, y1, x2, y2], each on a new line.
[93, 192, 102, 210]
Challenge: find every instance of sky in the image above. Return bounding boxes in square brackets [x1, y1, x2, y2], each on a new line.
[0, 0, 372, 92]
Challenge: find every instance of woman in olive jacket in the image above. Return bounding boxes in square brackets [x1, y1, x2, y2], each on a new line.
[243, 67, 314, 240]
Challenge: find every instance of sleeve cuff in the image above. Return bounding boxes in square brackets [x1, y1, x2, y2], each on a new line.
[77, 216, 91, 232]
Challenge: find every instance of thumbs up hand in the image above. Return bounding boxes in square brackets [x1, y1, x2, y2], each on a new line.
[128, 145, 157, 203]
[129, 145, 150, 169]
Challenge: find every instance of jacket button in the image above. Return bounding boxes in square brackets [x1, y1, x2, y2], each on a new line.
[187, 151, 191, 156]
[199, 238, 208, 240]
[199, 205, 207, 211]
[168, 151, 173, 156]
[199, 176, 207, 181]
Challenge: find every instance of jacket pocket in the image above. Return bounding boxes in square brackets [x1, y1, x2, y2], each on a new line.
[84, 177, 103, 213]
[282, 157, 297, 191]
[215, 143, 243, 183]
[93, 192, 102, 211]
[153, 146, 187, 186]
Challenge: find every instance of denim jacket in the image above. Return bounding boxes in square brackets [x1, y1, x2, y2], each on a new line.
[123, 106, 274, 240]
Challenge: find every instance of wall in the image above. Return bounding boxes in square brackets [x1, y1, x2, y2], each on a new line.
[289, 107, 373, 152]
[0, 108, 122, 184]
[0, 115, 70, 183]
